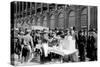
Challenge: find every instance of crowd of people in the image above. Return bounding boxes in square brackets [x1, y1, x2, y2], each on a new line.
[11, 26, 97, 65]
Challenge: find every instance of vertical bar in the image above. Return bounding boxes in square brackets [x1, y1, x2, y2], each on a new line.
[41, 3, 43, 14]
[47, 4, 49, 28]
[11, 2, 14, 65]
[47, 4, 49, 12]
[30, 2, 32, 15]
[26, 2, 28, 16]
[22, 2, 24, 17]
[35, 3, 37, 15]
[15, 2, 17, 15]
[19, 2, 20, 18]
[64, 5, 66, 29]
[54, 3, 56, 29]
[88, 6, 90, 35]
[55, 4, 57, 10]
[29, 2, 31, 15]
[17, 2, 19, 18]
[15, 2, 17, 18]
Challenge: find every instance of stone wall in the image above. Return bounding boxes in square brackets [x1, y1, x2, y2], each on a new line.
[12, 2, 97, 31]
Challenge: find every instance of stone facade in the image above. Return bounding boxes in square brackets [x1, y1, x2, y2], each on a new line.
[11, 1, 97, 31]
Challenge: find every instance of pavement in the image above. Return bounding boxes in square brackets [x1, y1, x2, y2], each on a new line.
[11, 53, 93, 66]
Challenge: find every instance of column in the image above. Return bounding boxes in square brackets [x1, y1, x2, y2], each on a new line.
[41, 3, 43, 26]
[35, 3, 37, 15]
[75, 6, 81, 31]
[55, 4, 58, 28]
[87, 6, 91, 36]
[47, 4, 50, 28]
[17, 2, 20, 18]
[15, 2, 17, 18]
[22, 2, 24, 17]
[88, 6, 90, 31]
[26, 2, 28, 16]
[64, 5, 67, 29]
[65, 6, 69, 28]
[19, 2, 21, 18]
[41, 3, 43, 14]
[34, 3, 37, 25]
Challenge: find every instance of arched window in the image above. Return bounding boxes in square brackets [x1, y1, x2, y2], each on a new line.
[58, 12, 64, 29]
[68, 11, 75, 28]
[81, 8, 87, 28]
[90, 7, 97, 29]
[50, 14, 55, 29]
[43, 16, 47, 27]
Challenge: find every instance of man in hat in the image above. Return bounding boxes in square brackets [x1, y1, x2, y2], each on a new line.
[21, 28, 34, 63]
[78, 30, 86, 61]
[87, 29, 96, 61]
[92, 29, 97, 60]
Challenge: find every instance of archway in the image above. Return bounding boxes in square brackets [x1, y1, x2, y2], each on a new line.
[68, 11, 75, 28]
[81, 8, 87, 28]
[58, 12, 64, 29]
[50, 14, 55, 29]
[43, 16, 48, 27]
